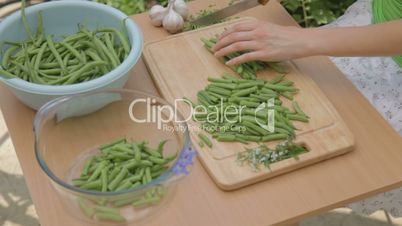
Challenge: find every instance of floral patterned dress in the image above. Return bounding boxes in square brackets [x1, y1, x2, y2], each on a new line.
[325, 0, 402, 217]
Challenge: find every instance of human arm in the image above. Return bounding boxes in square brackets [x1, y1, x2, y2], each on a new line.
[213, 20, 402, 65]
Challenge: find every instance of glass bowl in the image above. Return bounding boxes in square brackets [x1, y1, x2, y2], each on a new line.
[34, 89, 196, 225]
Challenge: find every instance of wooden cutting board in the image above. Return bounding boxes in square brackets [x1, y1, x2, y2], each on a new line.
[143, 17, 354, 190]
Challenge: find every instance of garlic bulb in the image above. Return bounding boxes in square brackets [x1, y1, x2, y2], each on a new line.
[163, 5, 184, 33]
[173, 0, 189, 19]
[149, 5, 167, 27]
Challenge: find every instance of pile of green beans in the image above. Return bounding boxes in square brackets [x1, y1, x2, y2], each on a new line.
[72, 138, 175, 222]
[201, 37, 288, 79]
[187, 73, 310, 145]
[72, 138, 175, 192]
[237, 140, 309, 171]
[0, 4, 130, 85]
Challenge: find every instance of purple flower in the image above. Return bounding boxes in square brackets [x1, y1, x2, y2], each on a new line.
[171, 146, 197, 175]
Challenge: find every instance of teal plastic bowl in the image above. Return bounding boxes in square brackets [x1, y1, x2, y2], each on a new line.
[0, 1, 143, 110]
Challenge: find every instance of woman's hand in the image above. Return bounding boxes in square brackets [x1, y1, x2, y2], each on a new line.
[213, 19, 402, 66]
[213, 20, 315, 65]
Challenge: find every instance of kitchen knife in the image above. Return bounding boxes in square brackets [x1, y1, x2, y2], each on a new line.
[190, 0, 269, 27]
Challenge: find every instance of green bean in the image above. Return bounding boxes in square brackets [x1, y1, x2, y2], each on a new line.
[44, 52, 55, 63]
[241, 121, 270, 136]
[94, 205, 120, 215]
[208, 86, 232, 96]
[198, 133, 213, 148]
[277, 80, 294, 86]
[88, 161, 107, 182]
[208, 77, 233, 83]
[101, 168, 108, 192]
[59, 61, 107, 85]
[198, 90, 214, 104]
[217, 134, 236, 142]
[136, 167, 146, 178]
[97, 27, 130, 56]
[34, 12, 44, 47]
[123, 160, 138, 170]
[63, 32, 87, 43]
[281, 91, 294, 100]
[21, 0, 33, 41]
[203, 90, 219, 103]
[113, 196, 139, 207]
[208, 92, 227, 101]
[274, 127, 292, 136]
[60, 41, 86, 63]
[142, 146, 161, 158]
[132, 144, 142, 162]
[275, 121, 295, 135]
[239, 100, 260, 108]
[93, 36, 118, 68]
[108, 167, 128, 191]
[232, 86, 258, 97]
[108, 166, 121, 179]
[104, 33, 120, 64]
[287, 114, 309, 122]
[95, 212, 126, 223]
[148, 156, 166, 165]
[2, 46, 19, 69]
[211, 82, 237, 90]
[34, 42, 48, 71]
[85, 49, 108, 74]
[236, 65, 244, 74]
[267, 62, 288, 74]
[264, 83, 299, 92]
[269, 74, 285, 84]
[0, 69, 18, 79]
[25, 47, 47, 84]
[81, 180, 102, 190]
[46, 35, 66, 73]
[78, 199, 95, 218]
[222, 73, 238, 82]
[109, 152, 132, 161]
[81, 156, 95, 176]
[151, 168, 166, 178]
[236, 134, 261, 142]
[121, 174, 142, 184]
[72, 179, 87, 187]
[142, 174, 148, 184]
[292, 100, 308, 117]
[261, 134, 289, 142]
[132, 196, 160, 207]
[145, 167, 152, 183]
[115, 180, 132, 192]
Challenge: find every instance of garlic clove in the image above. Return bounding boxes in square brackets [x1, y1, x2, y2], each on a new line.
[149, 5, 167, 27]
[163, 7, 184, 34]
[173, 0, 189, 20]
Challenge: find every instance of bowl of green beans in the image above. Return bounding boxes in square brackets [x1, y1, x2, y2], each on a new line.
[0, 1, 143, 110]
[34, 89, 196, 225]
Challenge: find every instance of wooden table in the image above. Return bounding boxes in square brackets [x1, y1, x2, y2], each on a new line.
[1, 0, 402, 225]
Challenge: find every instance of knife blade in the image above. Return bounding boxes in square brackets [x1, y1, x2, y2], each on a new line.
[190, 0, 269, 27]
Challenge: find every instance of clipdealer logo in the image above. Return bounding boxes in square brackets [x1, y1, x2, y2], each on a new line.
[128, 97, 276, 133]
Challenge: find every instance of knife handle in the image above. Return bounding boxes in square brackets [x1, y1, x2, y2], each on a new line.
[258, 0, 270, 5]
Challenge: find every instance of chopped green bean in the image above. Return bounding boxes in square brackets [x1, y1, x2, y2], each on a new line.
[95, 212, 126, 223]
[198, 133, 213, 148]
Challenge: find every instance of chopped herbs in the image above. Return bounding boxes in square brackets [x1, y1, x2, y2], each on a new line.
[237, 140, 309, 171]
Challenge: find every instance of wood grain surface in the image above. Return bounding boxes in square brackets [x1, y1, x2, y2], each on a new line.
[143, 18, 354, 190]
[0, 0, 401, 226]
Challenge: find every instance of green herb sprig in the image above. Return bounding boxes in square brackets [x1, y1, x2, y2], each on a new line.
[237, 140, 308, 171]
